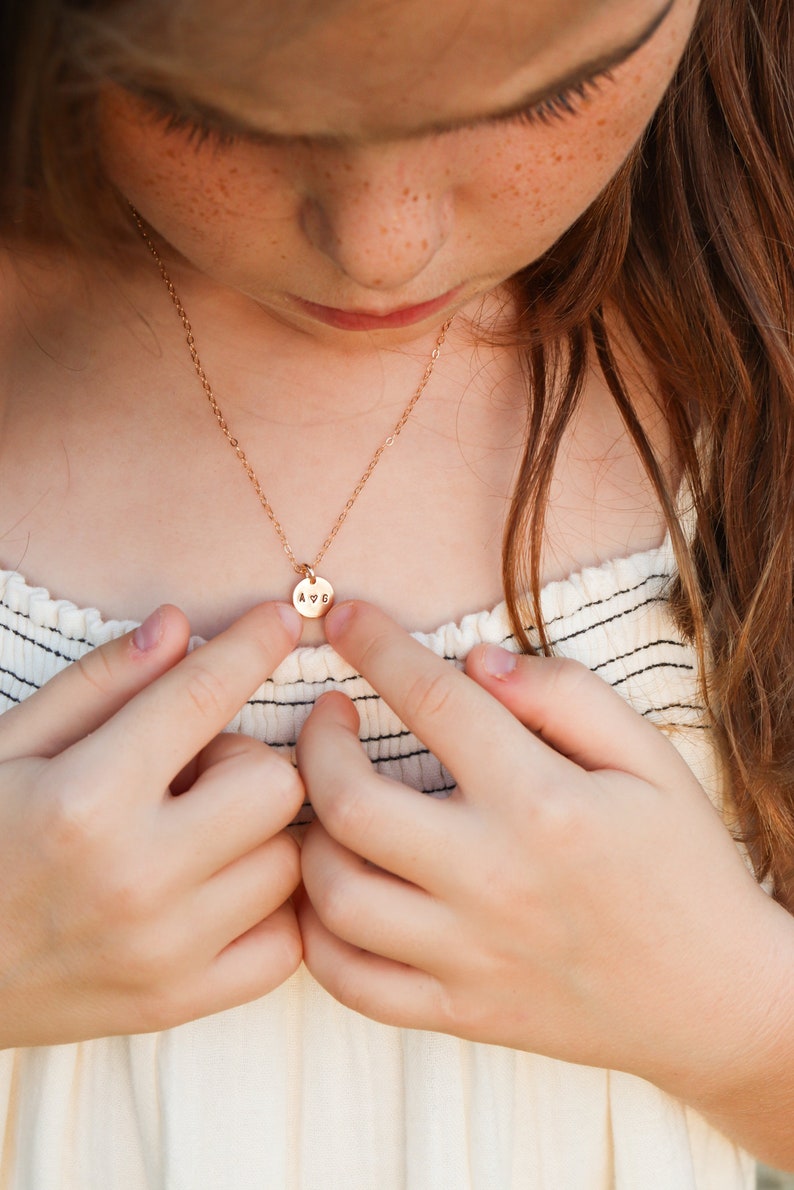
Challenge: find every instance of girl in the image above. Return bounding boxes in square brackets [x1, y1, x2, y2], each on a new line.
[1, 0, 793, 1184]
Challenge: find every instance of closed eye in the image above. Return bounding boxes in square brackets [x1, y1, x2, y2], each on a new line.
[134, 66, 615, 151]
[485, 71, 615, 131]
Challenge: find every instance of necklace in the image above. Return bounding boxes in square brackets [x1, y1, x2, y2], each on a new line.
[131, 210, 453, 619]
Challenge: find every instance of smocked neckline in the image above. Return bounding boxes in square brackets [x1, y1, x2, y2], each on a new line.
[0, 533, 675, 657]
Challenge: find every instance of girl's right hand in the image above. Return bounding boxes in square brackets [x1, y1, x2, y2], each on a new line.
[0, 602, 304, 1049]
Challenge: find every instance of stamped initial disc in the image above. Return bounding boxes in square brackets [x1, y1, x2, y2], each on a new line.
[292, 574, 335, 619]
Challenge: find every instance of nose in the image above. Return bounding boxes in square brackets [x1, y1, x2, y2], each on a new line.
[300, 144, 453, 291]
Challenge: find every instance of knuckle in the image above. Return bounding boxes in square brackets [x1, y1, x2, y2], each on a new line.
[133, 980, 185, 1033]
[267, 833, 302, 895]
[108, 871, 157, 928]
[38, 771, 107, 855]
[121, 918, 182, 993]
[545, 655, 595, 702]
[531, 789, 590, 857]
[329, 965, 371, 1017]
[264, 753, 304, 819]
[184, 664, 231, 720]
[269, 913, 303, 977]
[312, 867, 358, 935]
[318, 777, 372, 842]
[73, 646, 117, 698]
[403, 668, 456, 724]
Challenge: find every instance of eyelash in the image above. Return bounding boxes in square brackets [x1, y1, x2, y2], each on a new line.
[504, 73, 613, 128]
[142, 70, 612, 149]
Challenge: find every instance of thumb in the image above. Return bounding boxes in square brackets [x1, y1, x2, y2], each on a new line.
[0, 604, 191, 761]
[465, 643, 679, 780]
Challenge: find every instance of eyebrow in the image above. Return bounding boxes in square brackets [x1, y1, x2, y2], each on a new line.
[143, 0, 676, 146]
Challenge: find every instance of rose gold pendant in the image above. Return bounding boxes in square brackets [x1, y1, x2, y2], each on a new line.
[292, 567, 335, 619]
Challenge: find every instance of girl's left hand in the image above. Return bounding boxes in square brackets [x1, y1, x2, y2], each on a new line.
[296, 600, 794, 1104]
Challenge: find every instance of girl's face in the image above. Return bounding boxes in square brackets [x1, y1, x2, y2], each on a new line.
[100, 0, 699, 339]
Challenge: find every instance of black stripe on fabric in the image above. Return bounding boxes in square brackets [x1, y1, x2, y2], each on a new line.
[540, 572, 670, 630]
[608, 661, 695, 689]
[503, 590, 670, 652]
[362, 728, 413, 744]
[590, 639, 689, 673]
[270, 737, 433, 764]
[0, 664, 40, 691]
[370, 744, 432, 763]
[641, 702, 704, 717]
[656, 722, 710, 731]
[0, 614, 87, 665]
[547, 595, 666, 649]
[246, 690, 385, 709]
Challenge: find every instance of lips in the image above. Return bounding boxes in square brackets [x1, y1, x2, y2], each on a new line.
[291, 285, 463, 331]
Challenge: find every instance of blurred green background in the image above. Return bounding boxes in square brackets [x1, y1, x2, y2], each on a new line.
[758, 1167, 794, 1188]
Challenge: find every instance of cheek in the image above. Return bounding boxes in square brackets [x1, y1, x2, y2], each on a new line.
[98, 101, 297, 268]
[469, 82, 663, 259]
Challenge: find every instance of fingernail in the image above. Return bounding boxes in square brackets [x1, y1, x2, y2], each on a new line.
[324, 601, 354, 640]
[275, 602, 302, 638]
[132, 607, 163, 653]
[482, 644, 518, 678]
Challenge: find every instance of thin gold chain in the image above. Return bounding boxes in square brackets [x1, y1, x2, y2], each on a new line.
[132, 209, 453, 579]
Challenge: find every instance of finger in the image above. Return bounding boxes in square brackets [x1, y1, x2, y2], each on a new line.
[297, 691, 460, 887]
[324, 601, 570, 795]
[166, 735, 305, 879]
[195, 831, 302, 954]
[169, 903, 303, 1027]
[299, 895, 440, 1030]
[0, 605, 191, 762]
[301, 818, 445, 969]
[465, 644, 684, 780]
[75, 602, 302, 795]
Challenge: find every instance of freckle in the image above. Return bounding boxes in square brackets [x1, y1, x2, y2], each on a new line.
[514, 163, 522, 171]
[402, 187, 410, 196]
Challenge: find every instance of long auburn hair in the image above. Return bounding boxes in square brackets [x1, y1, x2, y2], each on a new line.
[3, 0, 794, 902]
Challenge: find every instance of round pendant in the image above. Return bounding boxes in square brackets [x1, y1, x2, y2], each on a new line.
[292, 573, 335, 619]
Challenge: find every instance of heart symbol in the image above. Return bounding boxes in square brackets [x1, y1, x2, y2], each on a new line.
[310, 593, 318, 603]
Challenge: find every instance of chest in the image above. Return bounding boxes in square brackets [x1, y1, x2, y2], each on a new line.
[0, 277, 668, 642]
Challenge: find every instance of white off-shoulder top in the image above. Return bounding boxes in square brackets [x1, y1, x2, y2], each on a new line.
[0, 543, 755, 1189]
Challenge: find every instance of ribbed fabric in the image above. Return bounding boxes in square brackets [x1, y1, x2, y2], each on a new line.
[0, 543, 755, 1189]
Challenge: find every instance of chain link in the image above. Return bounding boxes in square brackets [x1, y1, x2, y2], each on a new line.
[132, 208, 453, 578]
